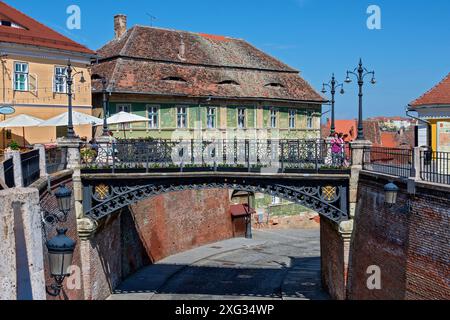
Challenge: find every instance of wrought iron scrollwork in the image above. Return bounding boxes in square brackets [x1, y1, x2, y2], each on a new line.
[84, 181, 348, 224]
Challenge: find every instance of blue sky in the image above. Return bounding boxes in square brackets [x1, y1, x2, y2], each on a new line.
[5, 0, 450, 120]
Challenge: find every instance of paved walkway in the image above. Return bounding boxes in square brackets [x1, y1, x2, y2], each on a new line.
[109, 229, 329, 300]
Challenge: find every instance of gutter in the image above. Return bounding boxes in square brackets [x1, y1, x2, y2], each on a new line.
[406, 106, 432, 149]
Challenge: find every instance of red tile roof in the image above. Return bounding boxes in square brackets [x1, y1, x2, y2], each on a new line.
[410, 72, 450, 107]
[0, 1, 94, 54]
[93, 26, 325, 103]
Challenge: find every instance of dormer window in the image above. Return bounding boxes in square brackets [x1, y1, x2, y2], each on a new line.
[217, 80, 240, 85]
[265, 82, 284, 88]
[162, 76, 187, 83]
[0, 20, 25, 29]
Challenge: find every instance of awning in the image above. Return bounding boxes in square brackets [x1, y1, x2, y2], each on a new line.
[230, 204, 255, 217]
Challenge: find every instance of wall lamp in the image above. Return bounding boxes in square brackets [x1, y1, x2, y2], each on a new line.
[384, 181, 411, 214]
[42, 185, 72, 226]
[46, 228, 76, 298]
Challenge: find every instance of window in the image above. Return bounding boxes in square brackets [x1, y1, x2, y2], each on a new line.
[147, 106, 159, 129]
[177, 106, 187, 128]
[218, 80, 240, 85]
[162, 76, 187, 82]
[238, 108, 246, 129]
[207, 107, 216, 129]
[117, 104, 131, 129]
[54, 66, 67, 93]
[307, 113, 314, 129]
[270, 109, 277, 128]
[265, 82, 284, 88]
[14, 62, 28, 91]
[289, 110, 296, 129]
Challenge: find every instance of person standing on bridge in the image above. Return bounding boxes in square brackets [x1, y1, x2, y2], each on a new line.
[331, 133, 345, 167]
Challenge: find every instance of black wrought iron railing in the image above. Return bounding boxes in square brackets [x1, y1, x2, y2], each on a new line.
[82, 139, 352, 174]
[363, 147, 413, 178]
[46, 146, 68, 174]
[420, 150, 450, 185]
[2, 157, 15, 189]
[21, 149, 40, 187]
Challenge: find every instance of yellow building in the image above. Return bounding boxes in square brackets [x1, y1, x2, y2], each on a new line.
[408, 72, 450, 152]
[0, 1, 95, 148]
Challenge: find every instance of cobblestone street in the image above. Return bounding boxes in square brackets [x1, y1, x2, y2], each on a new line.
[110, 229, 329, 300]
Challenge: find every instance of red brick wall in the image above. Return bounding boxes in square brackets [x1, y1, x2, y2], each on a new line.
[321, 218, 348, 300]
[129, 188, 233, 263]
[347, 172, 450, 300]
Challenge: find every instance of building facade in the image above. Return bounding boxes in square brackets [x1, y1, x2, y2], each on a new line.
[408, 72, 450, 151]
[92, 15, 325, 141]
[0, 1, 95, 147]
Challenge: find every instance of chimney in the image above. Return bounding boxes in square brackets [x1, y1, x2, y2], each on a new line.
[114, 14, 127, 39]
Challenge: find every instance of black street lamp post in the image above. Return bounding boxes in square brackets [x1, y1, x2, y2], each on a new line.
[345, 59, 376, 140]
[92, 74, 109, 136]
[322, 74, 345, 136]
[66, 60, 86, 139]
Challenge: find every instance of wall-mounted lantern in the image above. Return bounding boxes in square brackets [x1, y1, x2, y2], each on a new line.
[43, 184, 72, 225]
[46, 228, 76, 297]
[384, 182, 399, 207]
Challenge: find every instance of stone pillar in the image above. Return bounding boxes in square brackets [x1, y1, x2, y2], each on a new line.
[5, 150, 23, 188]
[349, 140, 372, 218]
[0, 188, 46, 300]
[34, 144, 47, 178]
[57, 138, 84, 220]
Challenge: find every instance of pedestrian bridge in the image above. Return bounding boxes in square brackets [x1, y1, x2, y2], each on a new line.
[80, 139, 352, 224]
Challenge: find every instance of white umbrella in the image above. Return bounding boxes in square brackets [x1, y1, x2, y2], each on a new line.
[0, 114, 44, 147]
[39, 111, 103, 127]
[106, 111, 150, 125]
[106, 112, 150, 138]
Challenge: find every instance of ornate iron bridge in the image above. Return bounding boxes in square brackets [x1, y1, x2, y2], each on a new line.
[81, 139, 351, 225]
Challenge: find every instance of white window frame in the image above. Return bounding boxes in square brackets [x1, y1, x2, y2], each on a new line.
[116, 104, 132, 130]
[147, 105, 159, 129]
[289, 109, 296, 129]
[13, 62, 29, 91]
[54, 66, 68, 93]
[307, 113, 314, 129]
[238, 108, 246, 129]
[270, 108, 278, 129]
[177, 106, 188, 129]
[207, 107, 217, 129]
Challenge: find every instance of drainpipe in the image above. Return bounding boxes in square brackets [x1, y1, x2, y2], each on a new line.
[406, 107, 432, 150]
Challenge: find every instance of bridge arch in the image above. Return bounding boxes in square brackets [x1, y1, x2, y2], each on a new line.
[82, 174, 349, 224]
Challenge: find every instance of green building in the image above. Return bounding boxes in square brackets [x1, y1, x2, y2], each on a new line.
[92, 16, 325, 141]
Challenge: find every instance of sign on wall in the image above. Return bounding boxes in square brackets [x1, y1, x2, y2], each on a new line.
[437, 121, 450, 153]
[0, 106, 15, 115]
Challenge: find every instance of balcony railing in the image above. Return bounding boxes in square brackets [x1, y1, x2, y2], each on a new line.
[81, 139, 352, 174]
[363, 147, 413, 178]
[46, 146, 68, 175]
[420, 150, 450, 185]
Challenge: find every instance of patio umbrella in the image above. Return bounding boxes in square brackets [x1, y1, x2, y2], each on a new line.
[39, 111, 103, 127]
[106, 112, 150, 138]
[0, 114, 44, 147]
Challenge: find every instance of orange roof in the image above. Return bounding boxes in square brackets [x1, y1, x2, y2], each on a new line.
[410, 72, 450, 107]
[0, 1, 94, 55]
[381, 132, 398, 148]
[325, 119, 357, 142]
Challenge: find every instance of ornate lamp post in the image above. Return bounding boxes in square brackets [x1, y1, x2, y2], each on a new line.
[345, 59, 376, 140]
[66, 60, 86, 139]
[42, 184, 73, 226]
[92, 74, 109, 136]
[322, 74, 345, 136]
